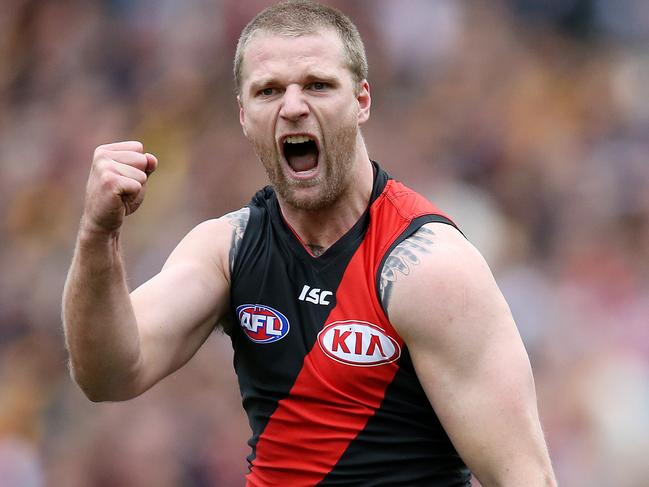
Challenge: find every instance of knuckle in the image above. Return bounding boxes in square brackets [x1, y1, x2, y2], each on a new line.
[92, 156, 111, 174]
[99, 171, 116, 189]
[93, 148, 112, 164]
[94, 144, 111, 156]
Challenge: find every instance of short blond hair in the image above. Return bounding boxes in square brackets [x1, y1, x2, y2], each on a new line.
[234, 0, 368, 94]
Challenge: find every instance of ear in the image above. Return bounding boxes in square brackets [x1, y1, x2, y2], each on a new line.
[356, 80, 371, 125]
[238, 95, 248, 137]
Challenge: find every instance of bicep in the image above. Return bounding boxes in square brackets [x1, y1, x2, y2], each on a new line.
[128, 214, 245, 391]
[131, 259, 229, 388]
[387, 225, 552, 484]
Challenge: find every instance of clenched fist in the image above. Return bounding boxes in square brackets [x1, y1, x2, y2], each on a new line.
[82, 141, 158, 235]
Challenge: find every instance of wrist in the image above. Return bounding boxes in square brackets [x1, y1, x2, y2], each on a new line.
[74, 217, 123, 271]
[77, 216, 122, 247]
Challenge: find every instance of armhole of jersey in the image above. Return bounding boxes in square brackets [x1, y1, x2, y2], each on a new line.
[375, 214, 462, 318]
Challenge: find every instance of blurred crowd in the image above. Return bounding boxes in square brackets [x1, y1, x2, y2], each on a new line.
[1, 0, 648, 485]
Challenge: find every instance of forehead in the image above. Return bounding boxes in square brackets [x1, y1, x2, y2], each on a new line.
[240, 29, 349, 87]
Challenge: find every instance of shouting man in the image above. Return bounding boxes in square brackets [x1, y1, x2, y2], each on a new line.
[63, 1, 557, 485]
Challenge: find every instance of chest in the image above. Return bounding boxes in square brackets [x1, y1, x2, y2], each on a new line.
[228, 219, 403, 398]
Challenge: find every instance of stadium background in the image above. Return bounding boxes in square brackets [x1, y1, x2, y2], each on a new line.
[1, 0, 648, 485]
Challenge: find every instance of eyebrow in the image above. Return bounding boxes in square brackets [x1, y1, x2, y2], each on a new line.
[248, 78, 277, 94]
[304, 73, 339, 84]
[248, 72, 340, 94]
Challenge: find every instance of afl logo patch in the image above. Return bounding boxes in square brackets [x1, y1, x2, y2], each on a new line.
[237, 304, 290, 344]
[318, 320, 401, 367]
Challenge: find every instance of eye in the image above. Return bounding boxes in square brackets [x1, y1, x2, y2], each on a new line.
[309, 82, 328, 91]
[258, 87, 276, 97]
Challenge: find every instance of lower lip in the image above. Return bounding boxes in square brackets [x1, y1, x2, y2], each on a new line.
[286, 164, 319, 180]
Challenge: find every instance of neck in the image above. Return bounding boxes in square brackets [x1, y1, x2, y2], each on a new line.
[278, 138, 374, 254]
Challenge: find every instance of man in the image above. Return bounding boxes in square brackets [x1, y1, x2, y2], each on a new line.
[63, 1, 557, 485]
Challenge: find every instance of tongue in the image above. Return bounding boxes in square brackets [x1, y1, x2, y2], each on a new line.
[287, 153, 317, 172]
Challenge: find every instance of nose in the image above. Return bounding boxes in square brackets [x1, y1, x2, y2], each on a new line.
[279, 85, 309, 121]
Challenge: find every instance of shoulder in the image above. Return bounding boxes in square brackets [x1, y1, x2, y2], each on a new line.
[223, 207, 251, 275]
[381, 222, 510, 344]
[379, 222, 467, 310]
[223, 206, 251, 240]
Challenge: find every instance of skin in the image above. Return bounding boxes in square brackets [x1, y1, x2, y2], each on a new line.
[62, 28, 556, 486]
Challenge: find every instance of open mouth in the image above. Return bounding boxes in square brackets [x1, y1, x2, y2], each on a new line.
[282, 135, 319, 173]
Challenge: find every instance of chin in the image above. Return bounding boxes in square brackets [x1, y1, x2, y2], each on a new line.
[281, 185, 338, 211]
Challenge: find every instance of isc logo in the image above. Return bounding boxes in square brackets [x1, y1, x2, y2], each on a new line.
[318, 320, 401, 367]
[298, 285, 332, 305]
[236, 304, 290, 344]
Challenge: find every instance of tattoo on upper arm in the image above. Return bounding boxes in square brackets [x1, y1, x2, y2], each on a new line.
[379, 226, 436, 310]
[226, 207, 250, 274]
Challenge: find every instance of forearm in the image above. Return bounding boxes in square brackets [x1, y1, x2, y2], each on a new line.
[62, 226, 143, 401]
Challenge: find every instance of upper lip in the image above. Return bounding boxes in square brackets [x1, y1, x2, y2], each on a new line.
[278, 132, 320, 148]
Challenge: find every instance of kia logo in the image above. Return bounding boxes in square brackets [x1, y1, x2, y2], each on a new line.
[318, 321, 401, 366]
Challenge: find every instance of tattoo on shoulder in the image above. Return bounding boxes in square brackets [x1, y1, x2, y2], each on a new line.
[226, 207, 250, 273]
[379, 226, 435, 310]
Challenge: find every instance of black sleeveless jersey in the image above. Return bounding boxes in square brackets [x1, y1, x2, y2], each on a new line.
[228, 163, 471, 486]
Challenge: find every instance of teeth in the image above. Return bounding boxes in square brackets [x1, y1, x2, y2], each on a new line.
[284, 135, 313, 144]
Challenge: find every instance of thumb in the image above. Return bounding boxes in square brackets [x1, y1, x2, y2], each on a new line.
[144, 153, 158, 176]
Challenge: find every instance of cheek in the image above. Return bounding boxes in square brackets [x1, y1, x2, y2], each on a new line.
[243, 104, 275, 134]
[325, 101, 358, 134]
[319, 105, 354, 137]
[245, 119, 274, 147]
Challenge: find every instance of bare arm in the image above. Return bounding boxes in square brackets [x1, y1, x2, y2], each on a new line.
[62, 141, 247, 401]
[382, 223, 556, 486]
